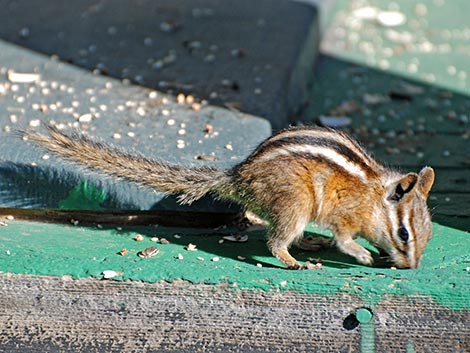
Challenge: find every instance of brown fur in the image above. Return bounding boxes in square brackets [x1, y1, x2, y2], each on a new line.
[24, 125, 435, 269]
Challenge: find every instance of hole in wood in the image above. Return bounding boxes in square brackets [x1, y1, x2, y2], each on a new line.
[342, 313, 359, 330]
[343, 307, 373, 330]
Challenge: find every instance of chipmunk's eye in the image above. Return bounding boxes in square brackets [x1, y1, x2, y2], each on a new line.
[398, 225, 409, 243]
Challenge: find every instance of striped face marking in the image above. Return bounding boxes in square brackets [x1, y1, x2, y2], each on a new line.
[385, 190, 433, 269]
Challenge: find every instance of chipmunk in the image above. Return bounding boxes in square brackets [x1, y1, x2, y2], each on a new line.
[24, 125, 435, 269]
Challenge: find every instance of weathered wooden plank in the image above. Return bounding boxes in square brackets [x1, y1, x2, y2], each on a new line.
[0, 274, 468, 353]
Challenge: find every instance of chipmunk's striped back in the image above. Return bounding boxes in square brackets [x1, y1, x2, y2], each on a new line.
[243, 127, 385, 182]
[24, 125, 434, 269]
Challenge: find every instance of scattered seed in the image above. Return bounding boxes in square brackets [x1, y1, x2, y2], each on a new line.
[113, 133, 122, 139]
[7, 71, 40, 83]
[197, 256, 205, 261]
[102, 270, 123, 279]
[225, 144, 233, 151]
[237, 255, 246, 261]
[279, 280, 288, 287]
[138, 246, 160, 258]
[363, 93, 389, 105]
[29, 119, 41, 127]
[319, 115, 352, 128]
[377, 11, 406, 27]
[173, 234, 182, 239]
[136, 107, 146, 116]
[70, 219, 80, 226]
[134, 234, 144, 241]
[329, 101, 360, 116]
[78, 113, 93, 123]
[177, 93, 186, 104]
[177, 253, 184, 260]
[150, 237, 159, 242]
[352, 6, 378, 20]
[399, 82, 424, 95]
[211, 257, 220, 262]
[167, 118, 176, 126]
[186, 243, 197, 251]
[386, 147, 400, 155]
[256, 263, 263, 268]
[196, 155, 217, 161]
[230, 48, 246, 58]
[204, 124, 214, 133]
[223, 234, 249, 243]
[160, 238, 170, 244]
[186, 95, 195, 104]
[191, 102, 201, 111]
[119, 248, 128, 256]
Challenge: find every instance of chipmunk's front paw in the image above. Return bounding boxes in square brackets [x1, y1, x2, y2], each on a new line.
[354, 249, 374, 266]
[335, 239, 374, 266]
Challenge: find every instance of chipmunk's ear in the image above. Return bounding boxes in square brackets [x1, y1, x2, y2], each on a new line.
[388, 173, 418, 202]
[418, 167, 434, 198]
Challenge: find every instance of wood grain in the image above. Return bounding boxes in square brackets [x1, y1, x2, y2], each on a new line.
[0, 274, 468, 352]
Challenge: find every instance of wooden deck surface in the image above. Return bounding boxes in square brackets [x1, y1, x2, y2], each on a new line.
[0, 0, 469, 352]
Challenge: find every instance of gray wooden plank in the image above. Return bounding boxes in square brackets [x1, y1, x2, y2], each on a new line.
[1, 274, 469, 352]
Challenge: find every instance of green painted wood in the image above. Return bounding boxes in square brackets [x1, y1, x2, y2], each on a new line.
[322, 0, 470, 96]
[360, 134, 470, 168]
[306, 56, 470, 134]
[1, 216, 470, 349]
[425, 169, 470, 193]
[1, 219, 469, 310]
[428, 193, 470, 217]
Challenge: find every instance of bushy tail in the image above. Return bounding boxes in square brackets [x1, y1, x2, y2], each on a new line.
[24, 126, 234, 204]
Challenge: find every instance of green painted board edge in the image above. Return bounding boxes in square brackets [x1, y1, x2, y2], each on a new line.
[0, 219, 469, 310]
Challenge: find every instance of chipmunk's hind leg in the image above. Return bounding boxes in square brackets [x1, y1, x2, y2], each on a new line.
[267, 208, 312, 270]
